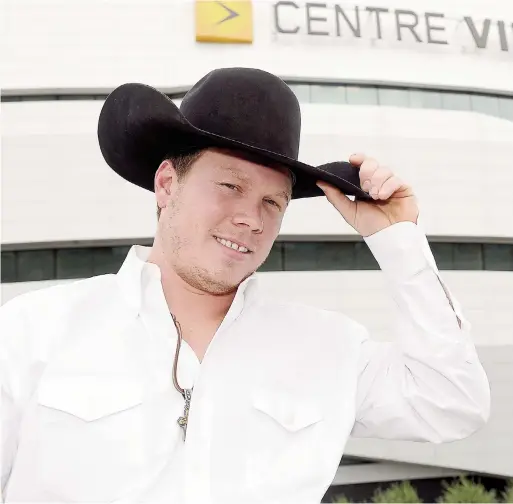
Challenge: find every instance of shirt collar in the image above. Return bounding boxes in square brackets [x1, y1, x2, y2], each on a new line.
[116, 245, 258, 317]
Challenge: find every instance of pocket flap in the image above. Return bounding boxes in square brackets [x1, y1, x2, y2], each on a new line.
[37, 375, 144, 422]
[252, 388, 324, 433]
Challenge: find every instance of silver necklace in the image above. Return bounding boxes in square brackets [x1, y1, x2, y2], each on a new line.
[171, 314, 193, 441]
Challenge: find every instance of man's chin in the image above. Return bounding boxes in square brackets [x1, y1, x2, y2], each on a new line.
[179, 267, 255, 295]
[209, 270, 255, 295]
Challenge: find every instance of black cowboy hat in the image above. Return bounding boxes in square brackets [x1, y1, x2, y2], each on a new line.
[97, 67, 372, 201]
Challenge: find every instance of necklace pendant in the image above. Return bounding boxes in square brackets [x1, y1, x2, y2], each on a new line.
[177, 388, 193, 441]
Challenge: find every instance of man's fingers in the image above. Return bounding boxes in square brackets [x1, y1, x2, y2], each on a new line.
[348, 153, 412, 200]
[376, 175, 403, 200]
[367, 167, 394, 198]
[379, 175, 413, 200]
[359, 158, 380, 191]
[316, 181, 356, 223]
[349, 152, 366, 167]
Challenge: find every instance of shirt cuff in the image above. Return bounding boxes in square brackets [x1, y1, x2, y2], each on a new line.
[364, 220, 469, 331]
[363, 221, 435, 281]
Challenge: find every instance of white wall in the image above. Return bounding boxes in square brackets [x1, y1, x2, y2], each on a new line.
[2, 0, 513, 94]
[2, 100, 513, 245]
[2, 0, 513, 482]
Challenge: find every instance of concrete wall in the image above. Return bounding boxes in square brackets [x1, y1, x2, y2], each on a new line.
[2, 100, 513, 245]
[2, 0, 512, 481]
[2, 0, 513, 94]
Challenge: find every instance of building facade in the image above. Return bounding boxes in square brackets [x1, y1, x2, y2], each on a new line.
[2, 0, 513, 498]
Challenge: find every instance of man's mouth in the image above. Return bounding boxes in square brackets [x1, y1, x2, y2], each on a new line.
[214, 236, 252, 254]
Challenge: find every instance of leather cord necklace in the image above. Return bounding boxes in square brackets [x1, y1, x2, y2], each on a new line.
[171, 313, 193, 441]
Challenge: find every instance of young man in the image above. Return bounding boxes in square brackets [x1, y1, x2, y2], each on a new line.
[0, 68, 490, 503]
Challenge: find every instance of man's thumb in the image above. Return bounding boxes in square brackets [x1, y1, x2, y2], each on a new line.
[316, 181, 356, 224]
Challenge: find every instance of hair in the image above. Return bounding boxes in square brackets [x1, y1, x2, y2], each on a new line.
[156, 148, 204, 219]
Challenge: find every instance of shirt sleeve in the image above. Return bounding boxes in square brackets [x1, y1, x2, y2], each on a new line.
[0, 297, 31, 502]
[350, 220, 491, 443]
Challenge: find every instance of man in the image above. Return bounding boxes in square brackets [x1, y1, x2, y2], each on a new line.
[0, 67, 490, 503]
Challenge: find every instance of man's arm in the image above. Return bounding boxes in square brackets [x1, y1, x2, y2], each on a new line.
[350, 221, 491, 442]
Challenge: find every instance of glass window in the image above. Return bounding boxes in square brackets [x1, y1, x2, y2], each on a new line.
[1, 252, 17, 283]
[310, 85, 346, 104]
[452, 243, 483, 270]
[378, 88, 410, 107]
[4, 242, 511, 282]
[288, 84, 310, 102]
[17, 250, 55, 281]
[430, 243, 453, 269]
[442, 92, 471, 111]
[471, 95, 500, 116]
[56, 95, 94, 101]
[409, 90, 442, 109]
[353, 242, 379, 269]
[483, 244, 513, 271]
[56, 248, 94, 280]
[336, 242, 360, 270]
[283, 242, 357, 271]
[93, 246, 130, 275]
[20, 95, 58, 101]
[498, 97, 513, 121]
[346, 86, 378, 105]
[259, 243, 283, 272]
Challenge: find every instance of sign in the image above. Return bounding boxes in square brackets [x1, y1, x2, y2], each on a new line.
[272, 2, 513, 55]
[196, 0, 253, 43]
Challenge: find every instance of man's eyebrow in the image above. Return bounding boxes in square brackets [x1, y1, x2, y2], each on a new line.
[219, 166, 250, 182]
[275, 190, 291, 203]
[220, 166, 291, 202]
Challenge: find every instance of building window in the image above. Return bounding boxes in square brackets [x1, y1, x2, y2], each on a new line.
[311, 85, 346, 104]
[16, 250, 55, 281]
[346, 86, 379, 105]
[471, 95, 500, 117]
[408, 90, 442, 109]
[378, 88, 410, 107]
[499, 97, 513, 121]
[4, 88, 512, 122]
[2, 241, 511, 283]
[442, 92, 472, 111]
[288, 84, 310, 102]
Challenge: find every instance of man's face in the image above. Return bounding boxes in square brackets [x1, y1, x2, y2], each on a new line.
[156, 149, 292, 294]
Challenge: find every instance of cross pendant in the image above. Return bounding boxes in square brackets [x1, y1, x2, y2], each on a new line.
[177, 388, 193, 441]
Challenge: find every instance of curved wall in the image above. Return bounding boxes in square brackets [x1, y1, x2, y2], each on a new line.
[2, 100, 513, 245]
[2, 0, 513, 481]
[2, 0, 513, 94]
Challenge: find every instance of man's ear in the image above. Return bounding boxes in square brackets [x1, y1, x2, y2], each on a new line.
[155, 160, 176, 211]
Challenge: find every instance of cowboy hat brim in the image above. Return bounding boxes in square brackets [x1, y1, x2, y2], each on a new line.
[98, 83, 372, 201]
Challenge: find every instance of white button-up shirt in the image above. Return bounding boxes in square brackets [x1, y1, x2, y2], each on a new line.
[0, 222, 491, 504]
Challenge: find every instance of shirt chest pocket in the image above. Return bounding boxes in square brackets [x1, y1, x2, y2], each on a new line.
[252, 388, 324, 433]
[246, 387, 329, 493]
[34, 375, 148, 502]
[37, 374, 144, 421]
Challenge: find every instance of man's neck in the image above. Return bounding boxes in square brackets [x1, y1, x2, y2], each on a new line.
[146, 244, 237, 358]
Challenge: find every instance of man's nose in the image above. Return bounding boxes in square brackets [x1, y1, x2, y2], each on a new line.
[232, 205, 264, 233]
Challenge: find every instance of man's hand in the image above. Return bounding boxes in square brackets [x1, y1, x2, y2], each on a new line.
[316, 153, 419, 237]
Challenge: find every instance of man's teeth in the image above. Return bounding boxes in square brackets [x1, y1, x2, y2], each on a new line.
[215, 237, 249, 253]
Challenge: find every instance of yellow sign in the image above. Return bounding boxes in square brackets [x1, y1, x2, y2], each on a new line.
[195, 1, 253, 44]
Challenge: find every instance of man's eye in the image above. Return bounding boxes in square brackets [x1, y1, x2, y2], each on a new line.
[221, 183, 239, 191]
[264, 198, 281, 210]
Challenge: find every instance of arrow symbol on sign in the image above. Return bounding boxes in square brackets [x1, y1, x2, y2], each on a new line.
[215, 1, 239, 25]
